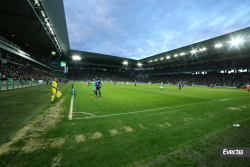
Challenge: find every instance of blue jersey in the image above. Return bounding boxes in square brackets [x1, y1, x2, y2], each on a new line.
[179, 83, 181, 86]
[182, 83, 184, 85]
[96, 80, 101, 88]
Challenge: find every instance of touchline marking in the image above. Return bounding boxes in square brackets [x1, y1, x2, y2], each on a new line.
[69, 95, 74, 120]
[72, 95, 249, 120]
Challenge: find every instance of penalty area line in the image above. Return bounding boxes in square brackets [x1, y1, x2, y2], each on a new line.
[72, 95, 249, 120]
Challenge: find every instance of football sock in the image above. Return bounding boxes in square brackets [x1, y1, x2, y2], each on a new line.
[51, 95, 54, 101]
[93, 92, 95, 96]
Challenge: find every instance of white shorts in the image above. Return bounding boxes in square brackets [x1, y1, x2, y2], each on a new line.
[160, 86, 163, 89]
[93, 88, 96, 91]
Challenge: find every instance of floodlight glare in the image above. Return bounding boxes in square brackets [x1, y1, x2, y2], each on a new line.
[161, 58, 163, 60]
[41, 11, 45, 17]
[123, 61, 128, 65]
[191, 50, 196, 54]
[166, 56, 170, 59]
[73, 56, 81, 60]
[155, 59, 157, 61]
[174, 54, 178, 57]
[137, 63, 142, 66]
[180, 52, 185, 56]
[150, 60, 152, 62]
[215, 44, 222, 48]
[232, 38, 243, 45]
[200, 48, 206, 51]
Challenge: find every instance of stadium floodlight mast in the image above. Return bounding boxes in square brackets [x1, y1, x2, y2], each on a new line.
[215, 43, 222, 48]
[123, 61, 128, 65]
[73, 55, 81, 60]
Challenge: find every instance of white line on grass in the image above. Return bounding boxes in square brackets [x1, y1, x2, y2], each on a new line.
[69, 95, 74, 120]
[73, 112, 96, 117]
[72, 95, 249, 120]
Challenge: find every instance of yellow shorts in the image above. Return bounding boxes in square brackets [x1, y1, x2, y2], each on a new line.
[52, 89, 56, 95]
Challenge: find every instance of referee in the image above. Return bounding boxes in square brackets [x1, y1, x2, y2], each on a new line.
[51, 78, 58, 103]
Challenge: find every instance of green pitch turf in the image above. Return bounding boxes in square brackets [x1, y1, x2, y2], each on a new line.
[0, 82, 250, 166]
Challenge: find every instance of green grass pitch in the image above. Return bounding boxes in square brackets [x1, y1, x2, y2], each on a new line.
[0, 82, 250, 166]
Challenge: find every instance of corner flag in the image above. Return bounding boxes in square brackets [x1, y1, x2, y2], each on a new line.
[71, 84, 76, 97]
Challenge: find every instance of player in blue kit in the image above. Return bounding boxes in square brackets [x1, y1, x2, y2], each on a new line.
[182, 82, 184, 88]
[96, 78, 102, 99]
[179, 82, 181, 91]
[135, 81, 136, 87]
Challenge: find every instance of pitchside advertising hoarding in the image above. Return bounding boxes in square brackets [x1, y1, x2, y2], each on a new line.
[60, 61, 66, 67]
[220, 147, 250, 157]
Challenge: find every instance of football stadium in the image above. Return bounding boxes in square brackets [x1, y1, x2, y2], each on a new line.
[0, 0, 250, 166]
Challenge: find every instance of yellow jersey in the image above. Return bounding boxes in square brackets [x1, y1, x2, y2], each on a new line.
[52, 81, 57, 90]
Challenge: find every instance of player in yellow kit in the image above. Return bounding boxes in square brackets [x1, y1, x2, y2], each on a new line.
[127, 81, 128, 85]
[51, 78, 58, 103]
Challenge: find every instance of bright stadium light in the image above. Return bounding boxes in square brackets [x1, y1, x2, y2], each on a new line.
[180, 52, 185, 56]
[137, 63, 142, 66]
[150, 60, 152, 62]
[232, 38, 243, 45]
[155, 59, 157, 61]
[191, 50, 196, 54]
[35, 0, 40, 6]
[73, 56, 81, 60]
[123, 61, 128, 65]
[200, 48, 206, 51]
[161, 58, 163, 60]
[215, 43, 222, 48]
[166, 56, 170, 59]
[174, 54, 178, 57]
[41, 11, 45, 17]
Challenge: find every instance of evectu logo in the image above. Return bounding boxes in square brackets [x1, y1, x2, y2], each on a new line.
[220, 147, 250, 157]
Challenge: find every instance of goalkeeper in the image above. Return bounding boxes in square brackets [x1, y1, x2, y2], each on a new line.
[51, 78, 58, 103]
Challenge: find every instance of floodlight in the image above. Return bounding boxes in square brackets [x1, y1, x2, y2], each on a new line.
[166, 56, 170, 59]
[180, 52, 185, 56]
[35, 0, 40, 6]
[191, 50, 196, 54]
[73, 56, 81, 60]
[41, 11, 45, 17]
[215, 43, 222, 48]
[150, 60, 152, 62]
[161, 58, 163, 60]
[137, 63, 142, 66]
[200, 48, 206, 51]
[155, 59, 157, 61]
[232, 38, 243, 45]
[174, 54, 178, 57]
[123, 61, 128, 65]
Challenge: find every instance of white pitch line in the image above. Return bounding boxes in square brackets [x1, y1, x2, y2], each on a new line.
[69, 95, 74, 120]
[73, 112, 96, 117]
[72, 95, 249, 120]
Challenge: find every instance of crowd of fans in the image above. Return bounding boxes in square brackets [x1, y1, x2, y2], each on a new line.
[144, 73, 250, 87]
[65, 68, 135, 82]
[0, 60, 54, 81]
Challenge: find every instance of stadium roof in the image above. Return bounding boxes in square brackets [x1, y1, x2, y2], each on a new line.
[0, 0, 250, 69]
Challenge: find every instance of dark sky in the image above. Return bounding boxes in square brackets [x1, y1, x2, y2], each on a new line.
[64, 0, 250, 60]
